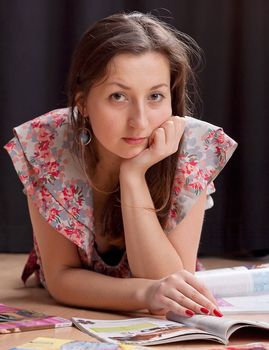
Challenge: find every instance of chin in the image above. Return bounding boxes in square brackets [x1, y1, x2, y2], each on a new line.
[119, 147, 146, 159]
[119, 153, 140, 160]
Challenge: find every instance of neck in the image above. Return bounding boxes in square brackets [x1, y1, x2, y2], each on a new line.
[93, 139, 122, 187]
[86, 138, 122, 194]
[93, 163, 119, 192]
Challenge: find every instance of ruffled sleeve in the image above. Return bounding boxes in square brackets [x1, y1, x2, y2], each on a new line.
[165, 116, 238, 233]
[4, 108, 95, 261]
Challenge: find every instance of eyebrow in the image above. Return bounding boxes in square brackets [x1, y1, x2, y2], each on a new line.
[107, 82, 169, 90]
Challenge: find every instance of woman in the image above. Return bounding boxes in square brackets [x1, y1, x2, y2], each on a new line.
[5, 12, 237, 317]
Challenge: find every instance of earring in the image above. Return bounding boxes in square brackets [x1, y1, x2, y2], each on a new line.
[78, 127, 92, 146]
[74, 107, 92, 146]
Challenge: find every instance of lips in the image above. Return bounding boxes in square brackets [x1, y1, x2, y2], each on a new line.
[122, 137, 147, 145]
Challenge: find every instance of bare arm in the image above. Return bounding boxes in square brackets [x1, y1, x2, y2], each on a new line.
[120, 174, 206, 278]
[27, 196, 150, 310]
[120, 116, 204, 278]
[27, 195, 219, 316]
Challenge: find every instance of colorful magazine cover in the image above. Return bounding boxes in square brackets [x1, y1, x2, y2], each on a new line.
[0, 304, 72, 334]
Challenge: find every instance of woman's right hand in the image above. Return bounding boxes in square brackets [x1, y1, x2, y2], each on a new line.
[143, 269, 222, 317]
[120, 116, 185, 177]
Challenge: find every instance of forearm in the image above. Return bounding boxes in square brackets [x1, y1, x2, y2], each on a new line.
[46, 266, 152, 310]
[46, 265, 220, 318]
[120, 174, 183, 279]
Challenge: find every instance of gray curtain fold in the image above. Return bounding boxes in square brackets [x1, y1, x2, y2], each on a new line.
[1, 0, 268, 256]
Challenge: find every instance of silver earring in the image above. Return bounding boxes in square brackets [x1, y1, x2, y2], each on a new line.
[73, 106, 92, 146]
[78, 127, 92, 146]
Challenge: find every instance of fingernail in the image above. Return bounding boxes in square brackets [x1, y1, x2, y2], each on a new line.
[200, 307, 209, 314]
[185, 310, 194, 317]
[213, 309, 223, 317]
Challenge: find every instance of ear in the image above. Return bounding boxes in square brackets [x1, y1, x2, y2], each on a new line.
[75, 92, 87, 116]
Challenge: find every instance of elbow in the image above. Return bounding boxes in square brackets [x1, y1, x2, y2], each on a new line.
[43, 270, 76, 307]
[45, 279, 68, 305]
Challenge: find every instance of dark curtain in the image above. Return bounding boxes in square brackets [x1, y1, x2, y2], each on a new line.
[1, 0, 268, 256]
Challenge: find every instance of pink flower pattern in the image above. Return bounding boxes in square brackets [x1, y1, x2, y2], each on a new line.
[4, 108, 237, 285]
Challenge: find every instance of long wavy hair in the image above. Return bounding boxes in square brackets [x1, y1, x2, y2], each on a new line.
[67, 12, 202, 248]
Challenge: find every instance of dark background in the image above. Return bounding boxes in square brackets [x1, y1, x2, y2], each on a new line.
[1, 0, 268, 257]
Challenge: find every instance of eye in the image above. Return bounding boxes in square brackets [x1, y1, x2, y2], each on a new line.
[149, 93, 164, 102]
[110, 92, 127, 102]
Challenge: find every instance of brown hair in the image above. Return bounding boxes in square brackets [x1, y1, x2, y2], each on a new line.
[67, 11, 202, 248]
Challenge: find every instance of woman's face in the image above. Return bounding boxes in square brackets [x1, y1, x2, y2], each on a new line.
[82, 52, 172, 163]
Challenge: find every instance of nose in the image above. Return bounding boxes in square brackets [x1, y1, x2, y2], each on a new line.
[128, 101, 148, 130]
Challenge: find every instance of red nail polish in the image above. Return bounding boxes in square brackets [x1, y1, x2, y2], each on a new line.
[213, 309, 223, 317]
[200, 307, 209, 314]
[185, 310, 194, 317]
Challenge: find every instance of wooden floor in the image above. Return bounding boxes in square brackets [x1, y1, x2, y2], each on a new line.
[1, 253, 269, 349]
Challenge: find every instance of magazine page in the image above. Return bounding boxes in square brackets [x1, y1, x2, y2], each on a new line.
[195, 263, 269, 278]
[71, 317, 224, 345]
[166, 313, 269, 343]
[196, 267, 269, 297]
[167, 313, 234, 340]
[0, 304, 72, 334]
[218, 293, 269, 314]
[196, 266, 249, 276]
[9, 336, 147, 350]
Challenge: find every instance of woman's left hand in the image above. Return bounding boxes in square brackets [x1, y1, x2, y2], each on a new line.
[121, 116, 185, 175]
[142, 269, 220, 317]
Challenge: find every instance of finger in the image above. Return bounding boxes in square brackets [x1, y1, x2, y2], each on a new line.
[181, 271, 222, 316]
[183, 270, 217, 305]
[166, 283, 215, 315]
[152, 127, 166, 152]
[173, 116, 185, 141]
[163, 116, 185, 151]
[155, 294, 195, 317]
[161, 120, 174, 145]
[161, 118, 181, 151]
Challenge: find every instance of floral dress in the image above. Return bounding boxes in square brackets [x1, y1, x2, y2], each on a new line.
[4, 108, 237, 286]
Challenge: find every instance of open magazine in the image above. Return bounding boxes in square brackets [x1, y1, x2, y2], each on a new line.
[196, 265, 269, 314]
[71, 315, 269, 346]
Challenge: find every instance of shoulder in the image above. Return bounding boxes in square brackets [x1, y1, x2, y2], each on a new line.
[4, 108, 94, 241]
[7, 108, 81, 183]
[13, 107, 71, 152]
[166, 116, 237, 232]
[179, 116, 238, 183]
[183, 116, 237, 156]
[6, 108, 84, 193]
[5, 108, 72, 167]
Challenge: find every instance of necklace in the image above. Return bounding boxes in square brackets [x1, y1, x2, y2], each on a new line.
[90, 181, 120, 195]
